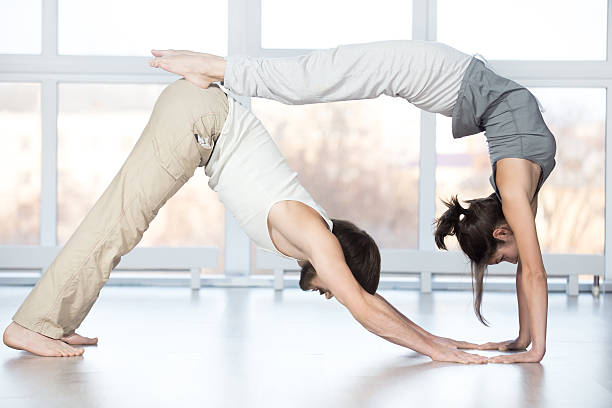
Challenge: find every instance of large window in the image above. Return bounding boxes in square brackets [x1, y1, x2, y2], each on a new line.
[0, 83, 41, 244]
[58, 0, 228, 56]
[0, 0, 41, 54]
[252, 96, 421, 249]
[437, 0, 607, 60]
[0, 0, 609, 285]
[261, 0, 412, 49]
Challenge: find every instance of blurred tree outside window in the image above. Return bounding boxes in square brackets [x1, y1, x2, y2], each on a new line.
[0, 83, 41, 245]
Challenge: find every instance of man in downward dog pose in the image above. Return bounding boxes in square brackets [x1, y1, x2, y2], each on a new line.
[3, 78, 487, 363]
[150, 39, 556, 363]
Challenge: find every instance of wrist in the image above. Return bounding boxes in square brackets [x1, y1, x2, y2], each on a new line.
[529, 344, 546, 360]
[516, 334, 531, 345]
[423, 338, 443, 359]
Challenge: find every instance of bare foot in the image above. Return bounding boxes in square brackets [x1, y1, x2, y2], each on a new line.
[62, 332, 98, 346]
[3, 322, 84, 357]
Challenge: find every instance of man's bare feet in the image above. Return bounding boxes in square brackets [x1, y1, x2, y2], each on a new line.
[3, 322, 85, 357]
[61, 332, 98, 346]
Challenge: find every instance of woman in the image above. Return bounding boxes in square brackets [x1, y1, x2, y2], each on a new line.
[4, 78, 487, 364]
[150, 40, 556, 363]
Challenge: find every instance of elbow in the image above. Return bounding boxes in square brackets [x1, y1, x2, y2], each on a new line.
[521, 266, 547, 283]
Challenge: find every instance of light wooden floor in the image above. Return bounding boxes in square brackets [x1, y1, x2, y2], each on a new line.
[1, 286, 610, 408]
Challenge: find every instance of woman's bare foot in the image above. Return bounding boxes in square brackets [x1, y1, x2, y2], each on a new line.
[3, 322, 84, 357]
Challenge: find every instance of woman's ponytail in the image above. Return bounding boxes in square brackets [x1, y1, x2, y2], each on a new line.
[434, 193, 506, 326]
[434, 195, 466, 250]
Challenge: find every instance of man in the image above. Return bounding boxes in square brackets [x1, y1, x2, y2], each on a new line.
[4, 75, 486, 364]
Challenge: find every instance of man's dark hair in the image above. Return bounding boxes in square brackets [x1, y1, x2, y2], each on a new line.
[299, 219, 381, 295]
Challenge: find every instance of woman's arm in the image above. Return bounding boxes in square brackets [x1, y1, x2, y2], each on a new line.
[479, 196, 539, 352]
[490, 158, 548, 363]
[478, 259, 532, 351]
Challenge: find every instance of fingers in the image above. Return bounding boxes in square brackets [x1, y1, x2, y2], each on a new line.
[461, 351, 488, 364]
[478, 341, 513, 350]
[488, 352, 537, 364]
[477, 342, 501, 350]
[449, 350, 488, 364]
[488, 354, 514, 364]
[456, 341, 480, 350]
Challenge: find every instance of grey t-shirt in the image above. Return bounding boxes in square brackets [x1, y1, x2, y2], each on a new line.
[451, 58, 557, 201]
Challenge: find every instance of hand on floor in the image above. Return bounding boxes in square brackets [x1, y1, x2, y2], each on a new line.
[429, 345, 488, 364]
[488, 349, 544, 364]
[432, 335, 480, 350]
[478, 337, 530, 351]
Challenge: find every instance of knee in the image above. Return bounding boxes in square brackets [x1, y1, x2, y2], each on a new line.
[154, 79, 228, 126]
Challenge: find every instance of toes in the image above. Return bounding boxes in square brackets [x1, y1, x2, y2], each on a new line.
[62, 333, 98, 345]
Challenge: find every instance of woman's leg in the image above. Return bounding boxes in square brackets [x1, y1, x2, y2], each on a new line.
[4, 79, 228, 356]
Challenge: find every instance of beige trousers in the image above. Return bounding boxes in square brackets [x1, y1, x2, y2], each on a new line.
[13, 80, 229, 339]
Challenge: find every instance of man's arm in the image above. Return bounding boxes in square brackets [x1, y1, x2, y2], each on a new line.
[489, 159, 548, 363]
[375, 294, 480, 350]
[308, 232, 486, 363]
[267, 202, 487, 363]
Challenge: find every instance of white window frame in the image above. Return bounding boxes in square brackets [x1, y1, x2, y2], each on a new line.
[0, 0, 609, 294]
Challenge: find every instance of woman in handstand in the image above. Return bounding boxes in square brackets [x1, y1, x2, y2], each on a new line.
[150, 39, 556, 363]
[3, 76, 487, 364]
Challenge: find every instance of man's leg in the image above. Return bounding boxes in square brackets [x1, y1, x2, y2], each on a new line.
[3, 80, 228, 356]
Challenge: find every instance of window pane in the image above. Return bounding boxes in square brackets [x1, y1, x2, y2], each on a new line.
[438, 0, 607, 60]
[58, 0, 227, 56]
[0, 83, 41, 244]
[435, 88, 605, 254]
[57, 84, 225, 257]
[252, 96, 420, 249]
[262, 0, 412, 49]
[531, 88, 605, 254]
[0, 0, 41, 54]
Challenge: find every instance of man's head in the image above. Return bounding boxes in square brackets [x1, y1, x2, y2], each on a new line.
[299, 219, 381, 299]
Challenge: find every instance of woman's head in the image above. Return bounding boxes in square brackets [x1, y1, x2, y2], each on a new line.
[299, 219, 381, 297]
[434, 193, 518, 325]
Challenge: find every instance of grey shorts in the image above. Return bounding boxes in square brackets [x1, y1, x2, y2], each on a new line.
[451, 57, 557, 199]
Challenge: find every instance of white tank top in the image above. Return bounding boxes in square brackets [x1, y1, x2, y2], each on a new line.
[204, 94, 333, 259]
